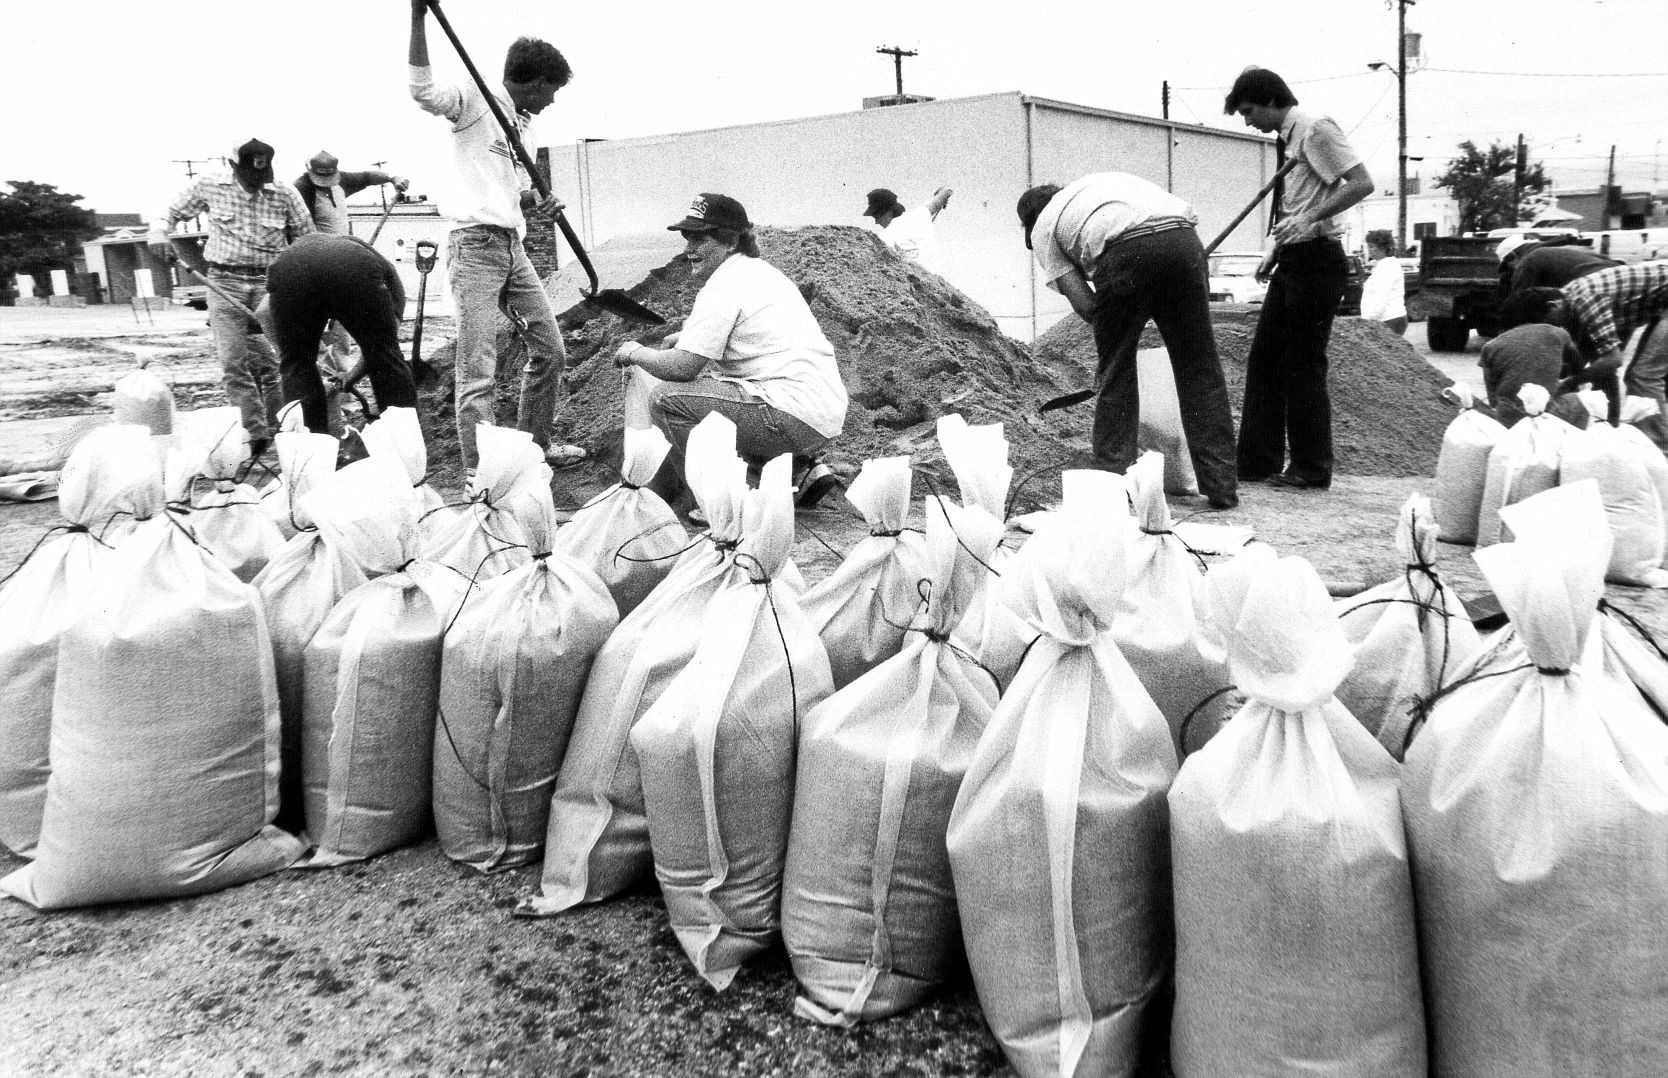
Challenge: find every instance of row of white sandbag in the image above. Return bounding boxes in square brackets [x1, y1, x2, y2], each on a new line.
[1435, 383, 1668, 587]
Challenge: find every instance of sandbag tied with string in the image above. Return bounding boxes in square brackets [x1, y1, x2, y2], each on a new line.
[799, 455, 931, 690]
[1, 436, 306, 910]
[1402, 481, 1668, 1078]
[948, 469, 1176, 1078]
[421, 423, 550, 581]
[0, 425, 163, 859]
[1432, 386, 1505, 544]
[1169, 544, 1426, 1078]
[297, 454, 467, 867]
[1109, 451, 1235, 756]
[938, 413, 1030, 692]
[1475, 384, 1576, 548]
[434, 479, 618, 874]
[177, 406, 284, 584]
[1335, 492, 1483, 758]
[252, 431, 371, 835]
[551, 424, 687, 618]
[631, 454, 836, 989]
[1558, 420, 1668, 588]
[520, 413, 755, 916]
[781, 494, 1004, 1026]
[359, 405, 454, 549]
[112, 360, 175, 436]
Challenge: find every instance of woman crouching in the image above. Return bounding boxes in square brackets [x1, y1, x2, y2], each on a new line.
[614, 193, 847, 511]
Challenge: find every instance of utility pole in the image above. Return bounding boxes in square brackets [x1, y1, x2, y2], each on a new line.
[875, 45, 917, 97]
[172, 158, 214, 179]
[1395, 0, 1412, 253]
[1513, 133, 1526, 225]
[1605, 144, 1618, 228]
[1162, 80, 1170, 120]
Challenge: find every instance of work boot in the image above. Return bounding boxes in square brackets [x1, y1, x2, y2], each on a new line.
[794, 461, 842, 509]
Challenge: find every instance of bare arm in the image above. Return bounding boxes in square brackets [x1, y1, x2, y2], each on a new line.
[925, 186, 953, 219]
[1272, 163, 1374, 245]
[614, 341, 708, 382]
[1055, 269, 1098, 323]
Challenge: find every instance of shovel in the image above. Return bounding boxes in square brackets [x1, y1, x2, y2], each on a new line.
[1038, 155, 1300, 413]
[421, 0, 665, 326]
[407, 238, 441, 388]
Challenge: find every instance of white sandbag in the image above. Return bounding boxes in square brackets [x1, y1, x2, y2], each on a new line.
[112, 362, 174, 435]
[1476, 385, 1574, 547]
[360, 405, 455, 548]
[631, 455, 835, 988]
[0, 438, 304, 908]
[1432, 403, 1505, 544]
[551, 425, 686, 617]
[299, 455, 465, 866]
[422, 424, 549, 582]
[782, 495, 1004, 1025]
[1169, 545, 1426, 1077]
[0, 425, 158, 858]
[938, 414, 1031, 690]
[520, 413, 755, 914]
[1135, 346, 1199, 496]
[800, 456, 932, 689]
[178, 406, 283, 582]
[948, 470, 1176, 1078]
[1109, 452, 1234, 754]
[1335, 493, 1483, 756]
[435, 486, 618, 873]
[1558, 421, 1668, 587]
[252, 432, 370, 832]
[1403, 482, 1668, 1078]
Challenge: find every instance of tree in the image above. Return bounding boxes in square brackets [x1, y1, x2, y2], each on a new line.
[0, 181, 101, 293]
[1432, 141, 1549, 234]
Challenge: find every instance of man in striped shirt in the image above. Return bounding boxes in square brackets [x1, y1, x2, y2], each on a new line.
[1555, 260, 1668, 448]
[148, 138, 315, 455]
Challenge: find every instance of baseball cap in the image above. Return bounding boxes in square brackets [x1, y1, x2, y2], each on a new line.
[306, 151, 341, 188]
[1495, 233, 1534, 261]
[862, 188, 902, 219]
[667, 193, 751, 233]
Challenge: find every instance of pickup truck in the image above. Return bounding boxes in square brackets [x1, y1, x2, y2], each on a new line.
[1409, 235, 1503, 352]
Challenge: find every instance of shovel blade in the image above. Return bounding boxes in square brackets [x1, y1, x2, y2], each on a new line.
[587, 288, 666, 326]
[1039, 388, 1097, 413]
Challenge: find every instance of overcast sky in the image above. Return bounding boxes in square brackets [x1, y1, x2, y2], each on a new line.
[2, 0, 1663, 221]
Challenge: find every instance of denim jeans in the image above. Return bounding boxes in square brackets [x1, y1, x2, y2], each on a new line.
[447, 225, 566, 469]
[207, 270, 281, 442]
[647, 376, 828, 501]
[1623, 318, 1668, 450]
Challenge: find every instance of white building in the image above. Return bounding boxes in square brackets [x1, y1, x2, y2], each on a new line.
[546, 91, 1276, 342]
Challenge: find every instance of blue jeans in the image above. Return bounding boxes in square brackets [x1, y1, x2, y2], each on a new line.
[208, 270, 281, 442]
[447, 225, 567, 469]
[648, 377, 828, 500]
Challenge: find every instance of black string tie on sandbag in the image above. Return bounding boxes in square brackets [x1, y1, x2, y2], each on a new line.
[1402, 659, 1537, 756]
[1599, 598, 1668, 664]
[611, 520, 700, 566]
[871, 527, 902, 538]
[1177, 685, 1239, 758]
[799, 520, 847, 562]
[0, 523, 105, 588]
[902, 577, 1003, 690]
[735, 550, 802, 728]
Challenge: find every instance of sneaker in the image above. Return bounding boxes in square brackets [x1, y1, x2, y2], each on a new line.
[794, 462, 842, 508]
[545, 443, 588, 468]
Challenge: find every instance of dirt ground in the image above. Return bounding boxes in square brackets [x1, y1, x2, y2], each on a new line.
[3, 266, 1667, 1077]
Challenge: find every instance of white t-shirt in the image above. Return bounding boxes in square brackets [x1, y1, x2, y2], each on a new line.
[877, 207, 945, 275]
[1030, 172, 1197, 291]
[1360, 256, 1407, 322]
[409, 65, 533, 234]
[678, 256, 848, 438]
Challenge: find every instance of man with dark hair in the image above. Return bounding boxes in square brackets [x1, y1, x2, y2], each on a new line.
[1017, 174, 1239, 509]
[1475, 287, 1591, 429]
[408, 3, 583, 473]
[148, 138, 315, 457]
[862, 186, 953, 274]
[1505, 238, 1620, 295]
[1223, 67, 1373, 490]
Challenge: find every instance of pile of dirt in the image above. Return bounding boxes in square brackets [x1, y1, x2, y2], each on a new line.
[416, 227, 1451, 503]
[1031, 307, 1455, 477]
[418, 226, 1093, 508]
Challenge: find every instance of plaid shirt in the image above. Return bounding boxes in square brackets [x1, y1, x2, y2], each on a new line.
[1562, 260, 1668, 357]
[151, 170, 314, 268]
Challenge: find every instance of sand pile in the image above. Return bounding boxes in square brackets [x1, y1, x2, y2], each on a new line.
[416, 226, 1451, 502]
[1032, 308, 1455, 477]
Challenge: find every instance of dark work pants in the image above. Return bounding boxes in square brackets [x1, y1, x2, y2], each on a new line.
[1236, 236, 1348, 484]
[266, 257, 417, 435]
[1088, 227, 1238, 502]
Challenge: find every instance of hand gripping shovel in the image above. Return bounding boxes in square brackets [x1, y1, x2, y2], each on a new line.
[1038, 155, 1300, 413]
[421, 0, 665, 326]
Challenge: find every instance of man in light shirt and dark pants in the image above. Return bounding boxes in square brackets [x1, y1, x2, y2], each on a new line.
[408, 1, 584, 472]
[1225, 67, 1373, 490]
[1017, 173, 1240, 510]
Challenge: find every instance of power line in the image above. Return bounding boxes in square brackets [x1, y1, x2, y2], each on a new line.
[1423, 67, 1668, 78]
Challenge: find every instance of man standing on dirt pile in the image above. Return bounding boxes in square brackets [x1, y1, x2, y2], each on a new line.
[148, 138, 315, 459]
[863, 186, 952, 275]
[1226, 67, 1373, 491]
[1016, 173, 1239, 510]
[408, 0, 585, 475]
